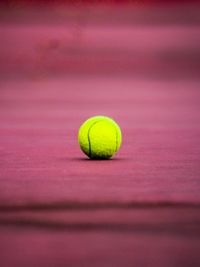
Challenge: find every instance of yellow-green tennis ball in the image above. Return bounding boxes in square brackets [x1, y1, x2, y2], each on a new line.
[78, 115, 122, 159]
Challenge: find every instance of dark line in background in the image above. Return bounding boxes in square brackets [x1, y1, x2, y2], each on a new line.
[0, 200, 200, 212]
[0, 219, 200, 236]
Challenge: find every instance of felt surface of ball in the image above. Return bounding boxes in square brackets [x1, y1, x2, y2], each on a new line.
[78, 116, 122, 159]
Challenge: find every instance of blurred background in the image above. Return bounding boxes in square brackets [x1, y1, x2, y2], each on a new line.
[0, 0, 200, 80]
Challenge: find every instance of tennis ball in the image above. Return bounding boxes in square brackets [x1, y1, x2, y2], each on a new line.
[78, 115, 122, 159]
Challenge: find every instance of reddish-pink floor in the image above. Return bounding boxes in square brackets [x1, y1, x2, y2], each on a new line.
[1, 77, 200, 267]
[0, 3, 200, 267]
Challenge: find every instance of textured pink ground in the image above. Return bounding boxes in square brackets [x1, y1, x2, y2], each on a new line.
[1, 78, 200, 205]
[1, 3, 200, 267]
[1, 78, 200, 267]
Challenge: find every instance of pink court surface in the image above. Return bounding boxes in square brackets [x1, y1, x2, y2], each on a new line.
[0, 1, 200, 267]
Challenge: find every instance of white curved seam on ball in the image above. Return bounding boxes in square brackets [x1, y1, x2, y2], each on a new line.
[87, 120, 104, 158]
